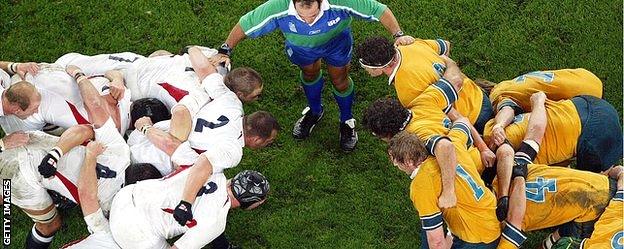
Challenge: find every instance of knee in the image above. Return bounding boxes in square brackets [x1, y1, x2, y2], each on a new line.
[301, 70, 320, 82]
[496, 143, 515, 160]
[331, 77, 350, 92]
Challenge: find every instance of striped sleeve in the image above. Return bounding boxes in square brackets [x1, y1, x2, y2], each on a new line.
[420, 212, 444, 231]
[330, 0, 387, 21]
[425, 135, 450, 156]
[239, 0, 289, 38]
[501, 222, 527, 248]
[431, 78, 459, 111]
[614, 190, 623, 201]
[497, 98, 524, 114]
[449, 122, 473, 149]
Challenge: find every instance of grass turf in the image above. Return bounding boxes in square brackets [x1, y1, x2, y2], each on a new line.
[0, 0, 621, 248]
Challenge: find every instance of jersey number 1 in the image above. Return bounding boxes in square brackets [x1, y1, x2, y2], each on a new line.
[456, 165, 485, 201]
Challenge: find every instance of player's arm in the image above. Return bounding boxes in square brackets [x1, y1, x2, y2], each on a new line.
[172, 154, 214, 226]
[440, 55, 462, 87]
[0, 131, 30, 151]
[0, 60, 39, 78]
[38, 125, 95, 178]
[135, 117, 181, 156]
[77, 141, 104, 216]
[448, 108, 496, 167]
[66, 65, 110, 128]
[522, 92, 547, 145]
[412, 176, 452, 248]
[490, 106, 516, 148]
[104, 69, 126, 101]
[426, 227, 452, 249]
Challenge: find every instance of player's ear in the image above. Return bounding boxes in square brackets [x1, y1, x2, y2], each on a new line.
[244, 198, 267, 210]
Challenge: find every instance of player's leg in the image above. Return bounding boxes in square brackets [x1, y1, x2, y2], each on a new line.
[495, 143, 515, 220]
[324, 29, 357, 152]
[286, 43, 325, 140]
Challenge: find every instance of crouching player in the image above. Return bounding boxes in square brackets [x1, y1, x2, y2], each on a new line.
[109, 170, 270, 249]
[387, 120, 500, 248]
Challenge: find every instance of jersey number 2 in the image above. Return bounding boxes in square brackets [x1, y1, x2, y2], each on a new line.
[194, 115, 230, 132]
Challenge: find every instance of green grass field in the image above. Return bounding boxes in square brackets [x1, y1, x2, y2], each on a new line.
[1, 0, 622, 248]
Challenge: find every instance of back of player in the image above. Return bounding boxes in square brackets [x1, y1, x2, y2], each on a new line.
[484, 99, 581, 165]
[411, 124, 500, 245]
[55, 52, 144, 76]
[489, 68, 603, 113]
[503, 164, 612, 232]
[393, 40, 491, 130]
[110, 168, 229, 249]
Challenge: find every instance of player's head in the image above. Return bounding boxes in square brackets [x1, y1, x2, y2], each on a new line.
[363, 98, 411, 141]
[387, 131, 428, 175]
[224, 67, 263, 103]
[130, 98, 171, 130]
[355, 36, 397, 77]
[124, 163, 163, 185]
[243, 111, 280, 149]
[3, 81, 41, 119]
[148, 50, 173, 58]
[293, 0, 322, 24]
[229, 170, 270, 210]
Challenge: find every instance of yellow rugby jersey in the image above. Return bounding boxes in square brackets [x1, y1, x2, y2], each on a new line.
[483, 99, 581, 165]
[404, 79, 457, 153]
[493, 164, 611, 233]
[392, 39, 485, 124]
[489, 68, 603, 113]
[581, 191, 623, 249]
[410, 124, 500, 244]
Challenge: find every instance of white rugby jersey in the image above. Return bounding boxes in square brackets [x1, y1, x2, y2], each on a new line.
[127, 120, 175, 176]
[125, 47, 219, 110]
[114, 169, 230, 249]
[17, 119, 130, 212]
[172, 74, 244, 173]
[54, 52, 144, 76]
[0, 69, 10, 90]
[6, 64, 132, 134]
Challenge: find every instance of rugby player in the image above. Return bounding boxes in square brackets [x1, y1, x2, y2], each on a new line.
[109, 170, 270, 249]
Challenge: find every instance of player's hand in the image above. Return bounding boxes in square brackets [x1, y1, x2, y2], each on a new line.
[394, 35, 416, 46]
[109, 79, 125, 100]
[530, 91, 546, 108]
[85, 141, 105, 158]
[2, 131, 29, 150]
[491, 123, 506, 147]
[438, 190, 457, 209]
[173, 200, 193, 226]
[15, 62, 40, 79]
[480, 148, 496, 168]
[134, 116, 153, 132]
[65, 65, 83, 78]
[209, 54, 231, 68]
[38, 150, 61, 178]
[496, 196, 509, 221]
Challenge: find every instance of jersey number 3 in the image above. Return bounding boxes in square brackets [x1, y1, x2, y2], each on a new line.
[195, 115, 230, 132]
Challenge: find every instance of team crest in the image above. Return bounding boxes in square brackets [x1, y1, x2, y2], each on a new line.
[288, 22, 297, 32]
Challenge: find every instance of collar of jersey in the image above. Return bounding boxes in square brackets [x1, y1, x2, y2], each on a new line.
[409, 166, 420, 179]
[288, 0, 330, 26]
[388, 48, 402, 85]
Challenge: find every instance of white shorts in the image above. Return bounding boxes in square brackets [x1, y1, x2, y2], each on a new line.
[109, 185, 169, 249]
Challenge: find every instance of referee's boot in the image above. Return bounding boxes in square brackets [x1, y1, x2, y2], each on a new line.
[339, 118, 358, 152]
[293, 106, 324, 139]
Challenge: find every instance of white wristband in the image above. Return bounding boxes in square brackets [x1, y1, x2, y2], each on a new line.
[0, 138, 5, 152]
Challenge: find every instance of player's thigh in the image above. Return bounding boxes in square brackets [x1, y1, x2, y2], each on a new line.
[284, 43, 322, 76]
[12, 171, 54, 212]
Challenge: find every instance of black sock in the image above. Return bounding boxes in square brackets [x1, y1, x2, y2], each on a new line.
[25, 225, 54, 249]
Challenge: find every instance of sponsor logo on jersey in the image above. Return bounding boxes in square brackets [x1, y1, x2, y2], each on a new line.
[309, 29, 321, 35]
[327, 17, 341, 26]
